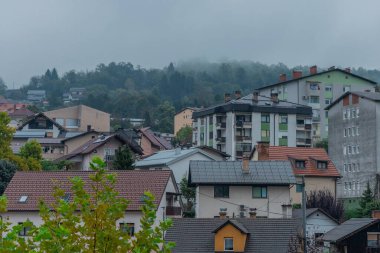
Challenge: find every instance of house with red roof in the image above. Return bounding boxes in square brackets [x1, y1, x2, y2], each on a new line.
[3, 170, 182, 236]
[251, 142, 341, 204]
[137, 127, 172, 157]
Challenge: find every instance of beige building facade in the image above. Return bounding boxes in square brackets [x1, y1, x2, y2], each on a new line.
[174, 107, 197, 135]
[45, 105, 110, 132]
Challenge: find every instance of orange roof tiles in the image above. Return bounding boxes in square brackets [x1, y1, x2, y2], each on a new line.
[265, 146, 340, 178]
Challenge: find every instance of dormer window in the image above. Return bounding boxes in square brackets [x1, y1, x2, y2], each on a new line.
[317, 161, 328, 169]
[295, 160, 306, 169]
[224, 238, 233, 251]
[19, 196, 28, 203]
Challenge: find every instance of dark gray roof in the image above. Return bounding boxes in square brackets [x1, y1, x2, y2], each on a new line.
[193, 94, 312, 118]
[189, 160, 296, 186]
[257, 68, 377, 90]
[326, 91, 380, 110]
[213, 219, 249, 234]
[165, 218, 300, 253]
[322, 218, 380, 243]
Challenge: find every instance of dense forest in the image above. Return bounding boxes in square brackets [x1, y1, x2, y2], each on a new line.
[3, 61, 380, 133]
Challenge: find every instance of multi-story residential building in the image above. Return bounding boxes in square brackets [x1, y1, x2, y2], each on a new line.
[4, 170, 182, 235]
[192, 92, 312, 160]
[45, 104, 110, 132]
[188, 160, 296, 218]
[27, 90, 46, 102]
[251, 142, 341, 204]
[326, 91, 380, 208]
[174, 107, 199, 135]
[257, 66, 377, 142]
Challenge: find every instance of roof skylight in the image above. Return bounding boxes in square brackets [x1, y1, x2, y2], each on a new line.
[19, 195, 28, 203]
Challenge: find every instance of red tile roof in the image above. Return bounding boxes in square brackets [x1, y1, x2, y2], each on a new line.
[140, 127, 172, 150]
[4, 170, 172, 211]
[265, 146, 340, 177]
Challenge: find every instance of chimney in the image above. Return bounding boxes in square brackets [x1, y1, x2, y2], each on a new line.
[344, 67, 351, 73]
[242, 156, 250, 174]
[252, 90, 259, 103]
[257, 141, 269, 160]
[224, 93, 231, 103]
[279, 74, 287, 82]
[248, 208, 257, 219]
[270, 92, 279, 103]
[372, 210, 380, 219]
[219, 208, 227, 219]
[292, 70, 302, 79]
[309, 65, 317, 75]
[235, 90, 242, 100]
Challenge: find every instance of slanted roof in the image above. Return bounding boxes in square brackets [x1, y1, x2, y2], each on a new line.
[198, 145, 230, 158]
[165, 218, 300, 253]
[189, 160, 296, 186]
[139, 127, 172, 150]
[322, 218, 380, 243]
[61, 130, 100, 142]
[8, 108, 34, 117]
[134, 147, 217, 168]
[257, 68, 377, 91]
[193, 94, 312, 118]
[4, 170, 172, 211]
[325, 91, 380, 110]
[292, 208, 339, 224]
[175, 107, 200, 115]
[264, 146, 340, 178]
[17, 112, 66, 131]
[212, 219, 249, 234]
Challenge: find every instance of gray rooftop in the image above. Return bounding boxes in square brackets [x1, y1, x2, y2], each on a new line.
[165, 218, 300, 253]
[326, 91, 380, 110]
[189, 160, 296, 185]
[134, 148, 216, 168]
[322, 218, 379, 242]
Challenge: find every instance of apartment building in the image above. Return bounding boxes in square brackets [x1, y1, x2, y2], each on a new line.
[174, 107, 199, 135]
[44, 104, 110, 132]
[326, 91, 380, 208]
[257, 66, 376, 142]
[192, 91, 312, 160]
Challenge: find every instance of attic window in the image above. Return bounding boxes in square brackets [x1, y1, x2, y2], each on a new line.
[19, 196, 28, 203]
[224, 238, 233, 251]
[317, 161, 328, 169]
[295, 160, 306, 169]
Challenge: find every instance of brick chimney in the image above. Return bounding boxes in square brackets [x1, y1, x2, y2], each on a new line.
[219, 208, 227, 219]
[235, 90, 242, 100]
[292, 70, 302, 79]
[242, 156, 250, 174]
[252, 90, 259, 103]
[224, 93, 231, 103]
[279, 74, 287, 82]
[248, 208, 257, 219]
[345, 67, 351, 73]
[257, 141, 269, 160]
[372, 210, 380, 219]
[309, 65, 317, 75]
[270, 92, 279, 103]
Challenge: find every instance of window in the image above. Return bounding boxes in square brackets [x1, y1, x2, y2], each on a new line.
[55, 118, 64, 125]
[348, 146, 352, 155]
[214, 185, 229, 198]
[368, 232, 380, 248]
[325, 111, 328, 118]
[352, 108, 356, 118]
[209, 116, 213, 124]
[357, 146, 360, 154]
[295, 160, 306, 169]
[296, 184, 303, 193]
[309, 96, 320, 104]
[325, 86, 332, 92]
[347, 109, 351, 119]
[357, 126, 359, 136]
[120, 223, 135, 236]
[343, 145, 347, 155]
[66, 118, 80, 128]
[19, 196, 28, 203]
[343, 86, 351, 93]
[344, 182, 347, 190]
[280, 114, 288, 124]
[348, 128, 351, 137]
[343, 110, 347, 120]
[261, 130, 270, 137]
[344, 128, 347, 137]
[325, 99, 331, 105]
[261, 114, 270, 123]
[317, 161, 327, 169]
[224, 238, 234, 251]
[352, 163, 356, 172]
[310, 83, 319, 90]
[348, 164, 351, 172]
[343, 164, 347, 172]
[357, 108, 360, 118]
[351, 127, 355, 136]
[252, 186, 267, 198]
[352, 146, 356, 154]
[349, 182, 352, 190]
[18, 222, 31, 236]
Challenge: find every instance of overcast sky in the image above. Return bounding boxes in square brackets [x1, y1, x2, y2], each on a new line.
[1, 0, 380, 87]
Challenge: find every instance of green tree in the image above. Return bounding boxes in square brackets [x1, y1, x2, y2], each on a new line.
[154, 101, 175, 133]
[113, 145, 135, 170]
[0, 112, 15, 159]
[179, 176, 195, 217]
[315, 138, 328, 152]
[175, 126, 193, 145]
[0, 160, 17, 195]
[357, 182, 380, 217]
[20, 140, 43, 161]
[0, 77, 6, 95]
[0, 157, 175, 252]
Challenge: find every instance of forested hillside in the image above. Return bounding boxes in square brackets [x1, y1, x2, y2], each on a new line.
[7, 61, 380, 133]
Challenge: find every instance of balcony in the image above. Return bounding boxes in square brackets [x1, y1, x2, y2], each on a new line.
[216, 122, 226, 128]
[235, 136, 252, 142]
[216, 137, 226, 143]
[166, 206, 182, 216]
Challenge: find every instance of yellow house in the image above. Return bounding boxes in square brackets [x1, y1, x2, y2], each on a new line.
[213, 219, 248, 252]
[174, 107, 198, 135]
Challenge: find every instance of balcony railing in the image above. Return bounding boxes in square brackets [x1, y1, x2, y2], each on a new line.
[166, 206, 182, 216]
[216, 137, 226, 143]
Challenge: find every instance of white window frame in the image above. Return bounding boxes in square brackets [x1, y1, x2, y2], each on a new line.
[356, 108, 360, 118]
[343, 145, 347, 155]
[224, 238, 234, 251]
[343, 164, 347, 172]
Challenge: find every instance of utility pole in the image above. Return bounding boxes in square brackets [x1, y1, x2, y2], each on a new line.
[302, 176, 307, 253]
